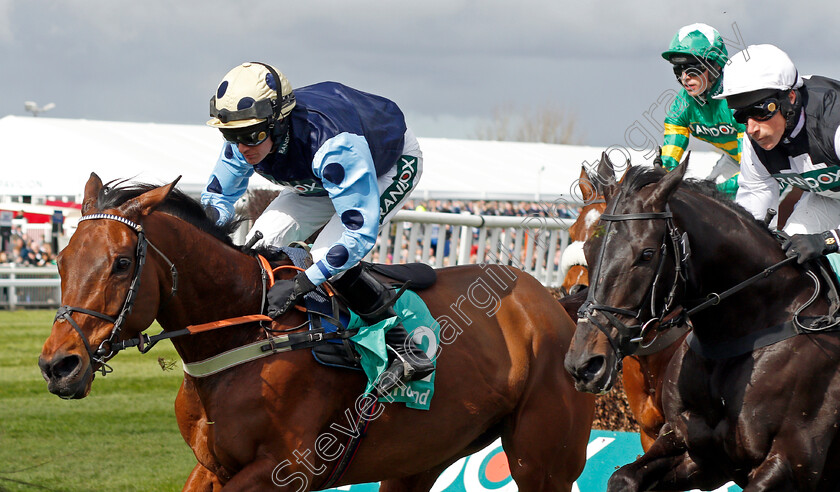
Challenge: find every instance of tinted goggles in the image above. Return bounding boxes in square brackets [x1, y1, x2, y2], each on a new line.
[220, 125, 270, 147]
[672, 61, 707, 77]
[733, 98, 781, 124]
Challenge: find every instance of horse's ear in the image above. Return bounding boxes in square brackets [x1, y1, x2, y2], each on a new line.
[595, 151, 621, 200]
[119, 176, 182, 218]
[578, 166, 598, 204]
[82, 173, 103, 215]
[648, 152, 688, 206]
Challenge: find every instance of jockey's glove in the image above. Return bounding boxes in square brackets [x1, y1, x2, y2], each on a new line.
[782, 229, 840, 264]
[653, 147, 664, 169]
[267, 273, 317, 319]
[203, 204, 220, 225]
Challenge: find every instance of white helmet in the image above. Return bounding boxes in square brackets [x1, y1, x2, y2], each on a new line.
[714, 44, 803, 108]
[207, 62, 296, 130]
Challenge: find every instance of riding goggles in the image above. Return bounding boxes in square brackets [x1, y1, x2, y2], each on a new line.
[672, 61, 707, 77]
[733, 98, 781, 124]
[220, 124, 271, 147]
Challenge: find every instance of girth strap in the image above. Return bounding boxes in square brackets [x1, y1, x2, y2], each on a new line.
[181, 326, 355, 377]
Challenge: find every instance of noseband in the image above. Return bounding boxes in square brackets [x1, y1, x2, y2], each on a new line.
[578, 191, 690, 361]
[54, 213, 177, 375]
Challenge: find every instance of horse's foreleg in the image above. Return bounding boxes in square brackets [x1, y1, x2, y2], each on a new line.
[607, 424, 723, 492]
[741, 454, 796, 492]
[379, 464, 451, 492]
[183, 463, 223, 492]
[622, 358, 663, 452]
[221, 458, 311, 492]
[176, 379, 229, 485]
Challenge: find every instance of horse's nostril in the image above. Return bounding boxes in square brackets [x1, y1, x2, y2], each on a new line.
[581, 356, 605, 380]
[49, 355, 82, 380]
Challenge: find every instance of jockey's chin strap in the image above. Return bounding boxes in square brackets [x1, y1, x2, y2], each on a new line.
[54, 213, 177, 376]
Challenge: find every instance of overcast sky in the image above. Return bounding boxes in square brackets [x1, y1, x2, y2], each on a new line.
[2, 0, 838, 152]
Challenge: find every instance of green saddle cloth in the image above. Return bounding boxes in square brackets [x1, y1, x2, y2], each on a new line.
[349, 290, 440, 410]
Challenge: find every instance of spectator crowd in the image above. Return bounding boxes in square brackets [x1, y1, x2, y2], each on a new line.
[406, 199, 578, 219]
[1, 225, 56, 267]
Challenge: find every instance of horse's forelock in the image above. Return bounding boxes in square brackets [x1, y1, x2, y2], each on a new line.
[621, 166, 667, 195]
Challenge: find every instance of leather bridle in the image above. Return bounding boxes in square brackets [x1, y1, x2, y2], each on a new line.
[54, 213, 177, 375]
[577, 189, 690, 362]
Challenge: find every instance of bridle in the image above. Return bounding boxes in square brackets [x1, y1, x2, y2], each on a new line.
[577, 187, 690, 362]
[54, 213, 177, 375]
[576, 181, 836, 364]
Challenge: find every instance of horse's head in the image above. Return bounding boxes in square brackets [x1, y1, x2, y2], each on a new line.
[561, 166, 607, 294]
[565, 152, 688, 393]
[39, 173, 179, 399]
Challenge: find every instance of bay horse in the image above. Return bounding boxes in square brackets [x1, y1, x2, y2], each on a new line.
[564, 157, 840, 490]
[39, 174, 594, 491]
[559, 159, 687, 452]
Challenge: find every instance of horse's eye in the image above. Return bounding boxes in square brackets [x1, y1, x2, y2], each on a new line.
[114, 257, 132, 272]
[640, 249, 655, 262]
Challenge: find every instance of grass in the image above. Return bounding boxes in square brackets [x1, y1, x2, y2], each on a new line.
[0, 310, 196, 492]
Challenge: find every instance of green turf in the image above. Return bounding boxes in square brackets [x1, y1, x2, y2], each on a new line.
[0, 310, 196, 491]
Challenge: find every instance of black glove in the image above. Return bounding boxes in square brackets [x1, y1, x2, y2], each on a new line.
[653, 147, 664, 169]
[203, 205, 220, 224]
[782, 230, 840, 264]
[267, 273, 317, 318]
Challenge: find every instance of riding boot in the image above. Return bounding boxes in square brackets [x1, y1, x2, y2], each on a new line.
[331, 265, 436, 396]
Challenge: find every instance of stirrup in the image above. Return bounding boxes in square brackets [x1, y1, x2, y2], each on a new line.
[388, 346, 416, 379]
[374, 359, 408, 397]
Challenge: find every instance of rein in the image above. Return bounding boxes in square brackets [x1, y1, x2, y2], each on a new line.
[55, 213, 177, 375]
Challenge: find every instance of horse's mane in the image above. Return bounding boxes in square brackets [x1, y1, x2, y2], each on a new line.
[96, 180, 241, 246]
[621, 166, 774, 237]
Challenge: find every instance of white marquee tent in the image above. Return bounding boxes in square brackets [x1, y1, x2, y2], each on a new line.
[0, 115, 720, 203]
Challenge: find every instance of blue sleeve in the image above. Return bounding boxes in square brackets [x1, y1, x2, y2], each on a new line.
[199, 142, 255, 225]
[304, 132, 381, 285]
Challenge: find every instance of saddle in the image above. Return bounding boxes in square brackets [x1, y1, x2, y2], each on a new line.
[311, 261, 437, 370]
[266, 246, 436, 370]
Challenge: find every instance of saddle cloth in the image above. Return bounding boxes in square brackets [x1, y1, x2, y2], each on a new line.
[278, 247, 439, 410]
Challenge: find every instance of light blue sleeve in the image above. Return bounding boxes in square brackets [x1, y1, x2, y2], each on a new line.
[199, 142, 255, 225]
[304, 132, 381, 285]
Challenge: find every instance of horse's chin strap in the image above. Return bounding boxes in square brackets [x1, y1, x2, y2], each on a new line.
[54, 306, 115, 375]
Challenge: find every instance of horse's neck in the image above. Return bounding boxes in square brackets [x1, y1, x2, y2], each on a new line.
[148, 218, 265, 361]
[675, 195, 826, 333]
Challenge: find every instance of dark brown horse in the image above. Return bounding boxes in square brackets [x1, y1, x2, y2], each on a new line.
[564, 158, 840, 490]
[39, 174, 594, 491]
[559, 160, 687, 452]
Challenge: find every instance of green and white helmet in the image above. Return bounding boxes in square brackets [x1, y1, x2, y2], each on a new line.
[207, 62, 296, 130]
[661, 23, 728, 69]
